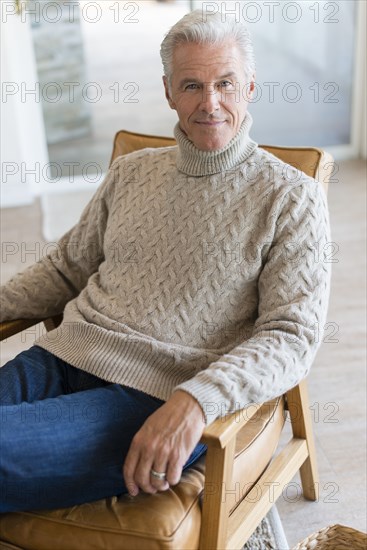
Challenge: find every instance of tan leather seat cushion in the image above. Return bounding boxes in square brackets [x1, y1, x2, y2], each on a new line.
[0, 398, 285, 550]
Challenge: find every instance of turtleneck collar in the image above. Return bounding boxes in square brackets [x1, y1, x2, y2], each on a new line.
[174, 111, 257, 177]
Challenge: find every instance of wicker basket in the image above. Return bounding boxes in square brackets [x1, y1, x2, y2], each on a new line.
[293, 524, 367, 550]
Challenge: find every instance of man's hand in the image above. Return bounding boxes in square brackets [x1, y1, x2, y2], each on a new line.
[123, 390, 206, 496]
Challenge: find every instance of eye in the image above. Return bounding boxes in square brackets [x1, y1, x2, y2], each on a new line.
[185, 83, 200, 90]
[219, 80, 233, 88]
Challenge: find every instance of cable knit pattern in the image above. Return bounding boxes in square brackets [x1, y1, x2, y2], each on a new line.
[0, 113, 331, 425]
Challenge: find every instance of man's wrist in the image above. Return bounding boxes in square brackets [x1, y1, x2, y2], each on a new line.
[171, 390, 206, 426]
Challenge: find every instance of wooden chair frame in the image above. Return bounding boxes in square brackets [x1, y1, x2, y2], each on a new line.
[0, 136, 333, 549]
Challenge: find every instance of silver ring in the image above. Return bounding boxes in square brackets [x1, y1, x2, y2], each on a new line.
[150, 468, 167, 480]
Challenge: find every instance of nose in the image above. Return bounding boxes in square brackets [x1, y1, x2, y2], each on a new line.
[199, 83, 220, 114]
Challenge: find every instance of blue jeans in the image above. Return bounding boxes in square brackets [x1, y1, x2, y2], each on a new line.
[0, 346, 206, 513]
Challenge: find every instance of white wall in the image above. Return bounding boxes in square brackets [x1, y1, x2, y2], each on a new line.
[359, 1, 367, 160]
[0, 2, 49, 207]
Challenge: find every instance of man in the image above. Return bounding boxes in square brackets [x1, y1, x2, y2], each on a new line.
[0, 10, 331, 511]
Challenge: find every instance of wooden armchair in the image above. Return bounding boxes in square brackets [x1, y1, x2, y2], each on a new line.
[0, 135, 333, 550]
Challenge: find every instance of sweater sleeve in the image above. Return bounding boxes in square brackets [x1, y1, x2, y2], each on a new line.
[175, 178, 332, 425]
[0, 161, 119, 322]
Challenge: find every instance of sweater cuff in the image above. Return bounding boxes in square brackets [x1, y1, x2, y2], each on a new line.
[174, 377, 229, 426]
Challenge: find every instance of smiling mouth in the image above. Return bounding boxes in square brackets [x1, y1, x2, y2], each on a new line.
[195, 120, 226, 126]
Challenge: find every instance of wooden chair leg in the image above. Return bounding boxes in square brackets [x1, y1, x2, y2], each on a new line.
[286, 379, 319, 500]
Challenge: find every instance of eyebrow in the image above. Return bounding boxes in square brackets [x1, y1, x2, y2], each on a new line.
[178, 71, 238, 88]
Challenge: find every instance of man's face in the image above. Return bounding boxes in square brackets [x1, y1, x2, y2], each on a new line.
[163, 41, 254, 151]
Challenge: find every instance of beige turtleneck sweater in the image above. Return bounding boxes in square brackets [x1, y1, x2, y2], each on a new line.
[0, 114, 331, 424]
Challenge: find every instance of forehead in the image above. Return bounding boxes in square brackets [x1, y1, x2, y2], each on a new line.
[171, 41, 244, 81]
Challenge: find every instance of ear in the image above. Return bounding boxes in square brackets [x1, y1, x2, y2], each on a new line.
[163, 76, 176, 110]
[245, 74, 256, 101]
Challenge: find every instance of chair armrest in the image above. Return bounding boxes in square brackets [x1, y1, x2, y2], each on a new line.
[201, 402, 263, 448]
[0, 314, 63, 341]
[0, 319, 45, 341]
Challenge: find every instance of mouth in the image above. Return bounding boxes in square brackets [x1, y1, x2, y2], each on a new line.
[195, 120, 226, 126]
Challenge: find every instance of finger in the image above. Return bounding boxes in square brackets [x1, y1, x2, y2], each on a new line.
[133, 452, 159, 494]
[123, 440, 141, 497]
[150, 461, 169, 492]
[166, 455, 183, 487]
[149, 444, 170, 491]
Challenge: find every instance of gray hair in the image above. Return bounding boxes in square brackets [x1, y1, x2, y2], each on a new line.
[160, 9, 255, 87]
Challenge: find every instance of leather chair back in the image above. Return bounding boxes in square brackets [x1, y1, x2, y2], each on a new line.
[110, 129, 334, 195]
